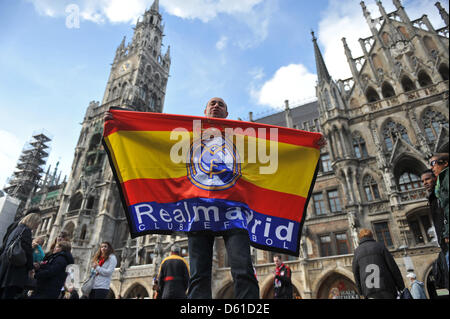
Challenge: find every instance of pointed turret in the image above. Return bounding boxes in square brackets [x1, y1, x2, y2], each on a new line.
[311, 31, 331, 84]
[435, 2, 449, 26]
[151, 0, 159, 12]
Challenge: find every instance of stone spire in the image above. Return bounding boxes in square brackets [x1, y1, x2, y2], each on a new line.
[150, 0, 159, 12]
[311, 30, 331, 84]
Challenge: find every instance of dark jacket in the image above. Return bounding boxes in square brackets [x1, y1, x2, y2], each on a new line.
[273, 263, 293, 299]
[157, 254, 189, 299]
[0, 223, 34, 290]
[428, 191, 445, 246]
[436, 167, 449, 240]
[33, 250, 74, 299]
[352, 237, 405, 299]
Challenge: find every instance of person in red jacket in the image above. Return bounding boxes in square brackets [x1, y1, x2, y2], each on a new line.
[273, 254, 293, 299]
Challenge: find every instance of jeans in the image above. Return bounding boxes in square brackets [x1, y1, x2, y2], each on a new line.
[89, 288, 110, 299]
[187, 231, 259, 299]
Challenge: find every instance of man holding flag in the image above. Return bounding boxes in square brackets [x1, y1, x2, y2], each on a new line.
[187, 97, 260, 299]
[103, 96, 325, 299]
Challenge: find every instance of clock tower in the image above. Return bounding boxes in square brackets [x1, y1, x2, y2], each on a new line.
[47, 0, 171, 280]
[102, 0, 170, 112]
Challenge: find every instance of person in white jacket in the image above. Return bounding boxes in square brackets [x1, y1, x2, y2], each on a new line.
[89, 242, 117, 299]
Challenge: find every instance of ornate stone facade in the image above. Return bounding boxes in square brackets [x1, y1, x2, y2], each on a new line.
[26, 0, 448, 299]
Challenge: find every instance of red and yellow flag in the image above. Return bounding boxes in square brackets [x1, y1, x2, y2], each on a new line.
[103, 108, 321, 256]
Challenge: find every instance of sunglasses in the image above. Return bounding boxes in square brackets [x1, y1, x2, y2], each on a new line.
[430, 160, 445, 167]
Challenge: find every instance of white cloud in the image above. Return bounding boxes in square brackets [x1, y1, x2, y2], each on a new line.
[161, 0, 264, 22]
[216, 36, 228, 50]
[27, 0, 267, 25]
[28, 0, 150, 24]
[27, 0, 274, 48]
[250, 64, 317, 108]
[0, 130, 22, 189]
[317, 0, 449, 81]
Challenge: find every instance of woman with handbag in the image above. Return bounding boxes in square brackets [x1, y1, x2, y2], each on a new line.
[0, 213, 41, 299]
[88, 242, 117, 299]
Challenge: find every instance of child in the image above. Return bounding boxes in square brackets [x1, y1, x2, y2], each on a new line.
[32, 237, 45, 264]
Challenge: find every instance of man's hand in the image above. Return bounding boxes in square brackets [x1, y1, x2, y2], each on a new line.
[104, 111, 114, 122]
[315, 134, 327, 148]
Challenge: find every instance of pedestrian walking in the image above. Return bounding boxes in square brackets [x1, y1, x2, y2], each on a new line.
[156, 244, 189, 299]
[32, 241, 74, 299]
[273, 254, 293, 299]
[352, 229, 405, 299]
[89, 242, 117, 299]
[406, 272, 427, 299]
[0, 213, 41, 299]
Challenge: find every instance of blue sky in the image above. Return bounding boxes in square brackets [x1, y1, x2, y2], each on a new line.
[0, 0, 447, 188]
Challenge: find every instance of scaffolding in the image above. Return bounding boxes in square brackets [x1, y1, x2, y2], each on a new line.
[4, 132, 52, 204]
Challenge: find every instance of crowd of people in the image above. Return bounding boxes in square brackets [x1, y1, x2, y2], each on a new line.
[0, 209, 117, 300]
[0, 97, 447, 300]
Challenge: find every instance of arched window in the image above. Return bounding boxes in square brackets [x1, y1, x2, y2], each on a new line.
[397, 26, 409, 40]
[383, 120, 411, 151]
[371, 54, 384, 70]
[363, 175, 380, 202]
[331, 88, 341, 109]
[401, 75, 416, 92]
[418, 70, 432, 87]
[365, 87, 380, 103]
[407, 209, 433, 246]
[398, 172, 421, 191]
[352, 133, 368, 158]
[86, 196, 95, 209]
[381, 82, 396, 98]
[80, 225, 87, 240]
[381, 32, 391, 46]
[423, 36, 437, 53]
[322, 88, 332, 110]
[149, 93, 157, 111]
[422, 109, 449, 142]
[110, 87, 117, 101]
[438, 63, 449, 81]
[88, 133, 102, 151]
[68, 193, 83, 212]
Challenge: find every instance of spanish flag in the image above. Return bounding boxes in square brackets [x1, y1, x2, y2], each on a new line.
[103, 108, 322, 256]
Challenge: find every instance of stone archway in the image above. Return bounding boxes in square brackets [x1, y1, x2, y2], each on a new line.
[123, 283, 150, 299]
[216, 281, 234, 299]
[316, 272, 359, 299]
[260, 275, 302, 299]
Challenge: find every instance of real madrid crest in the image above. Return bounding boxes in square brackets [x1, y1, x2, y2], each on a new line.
[187, 133, 241, 191]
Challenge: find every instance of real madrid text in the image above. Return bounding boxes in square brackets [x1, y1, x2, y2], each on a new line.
[130, 201, 298, 252]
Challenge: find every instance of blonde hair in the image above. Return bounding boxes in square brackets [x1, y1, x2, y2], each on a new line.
[358, 228, 373, 240]
[19, 213, 41, 230]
